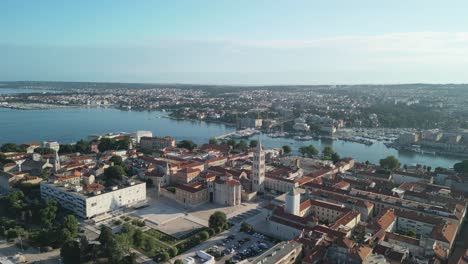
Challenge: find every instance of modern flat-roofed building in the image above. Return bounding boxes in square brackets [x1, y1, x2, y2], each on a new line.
[40, 180, 146, 219]
[250, 241, 302, 264]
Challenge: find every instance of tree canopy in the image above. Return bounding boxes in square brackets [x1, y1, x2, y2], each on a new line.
[322, 146, 334, 159]
[110, 155, 124, 166]
[379, 156, 401, 171]
[249, 140, 258, 148]
[0, 143, 25, 153]
[209, 211, 228, 230]
[98, 137, 130, 152]
[282, 145, 292, 155]
[177, 140, 197, 151]
[454, 160, 468, 173]
[104, 165, 126, 182]
[299, 145, 318, 158]
[60, 240, 81, 264]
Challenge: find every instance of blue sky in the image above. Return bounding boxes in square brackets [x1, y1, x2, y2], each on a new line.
[2, 0, 468, 84]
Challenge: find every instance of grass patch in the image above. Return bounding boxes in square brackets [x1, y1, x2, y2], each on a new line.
[145, 229, 178, 245]
[138, 232, 171, 257]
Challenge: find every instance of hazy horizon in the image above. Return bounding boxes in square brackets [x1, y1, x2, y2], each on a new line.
[2, 1, 468, 84]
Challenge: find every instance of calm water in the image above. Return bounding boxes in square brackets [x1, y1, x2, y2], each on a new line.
[0, 88, 58, 94]
[0, 101, 461, 169]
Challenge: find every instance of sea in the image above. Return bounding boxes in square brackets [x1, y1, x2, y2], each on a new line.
[0, 87, 461, 168]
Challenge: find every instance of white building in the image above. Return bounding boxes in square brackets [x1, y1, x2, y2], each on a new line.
[285, 188, 300, 215]
[43, 141, 60, 152]
[40, 180, 146, 219]
[252, 140, 265, 193]
[133, 131, 153, 144]
[214, 174, 241, 206]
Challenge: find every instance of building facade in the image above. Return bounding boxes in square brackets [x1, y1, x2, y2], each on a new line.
[40, 180, 146, 219]
[252, 141, 265, 193]
[214, 174, 241, 206]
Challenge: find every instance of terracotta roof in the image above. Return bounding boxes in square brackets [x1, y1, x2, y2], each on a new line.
[309, 199, 349, 213]
[331, 211, 360, 229]
[333, 181, 350, 189]
[84, 183, 105, 192]
[370, 209, 396, 231]
[431, 222, 457, 244]
[55, 174, 80, 181]
[300, 199, 312, 212]
[22, 142, 40, 146]
[296, 176, 314, 185]
[176, 184, 206, 193]
[351, 245, 373, 262]
[433, 242, 448, 259]
[336, 237, 355, 249]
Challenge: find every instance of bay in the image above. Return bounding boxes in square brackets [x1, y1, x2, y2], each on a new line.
[0, 106, 461, 168]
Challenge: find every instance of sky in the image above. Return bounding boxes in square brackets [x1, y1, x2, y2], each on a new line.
[2, 0, 468, 85]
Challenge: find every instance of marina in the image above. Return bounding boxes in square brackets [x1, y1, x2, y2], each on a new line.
[0, 106, 461, 168]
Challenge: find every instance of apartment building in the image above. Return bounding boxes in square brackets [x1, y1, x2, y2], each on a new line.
[40, 180, 146, 219]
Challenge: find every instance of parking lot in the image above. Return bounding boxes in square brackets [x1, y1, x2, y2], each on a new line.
[205, 231, 276, 263]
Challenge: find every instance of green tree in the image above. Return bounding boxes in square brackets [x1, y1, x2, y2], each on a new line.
[79, 235, 89, 255]
[59, 144, 76, 154]
[454, 160, 468, 173]
[322, 146, 334, 159]
[34, 147, 56, 155]
[132, 229, 144, 248]
[39, 200, 58, 228]
[59, 228, 73, 242]
[104, 165, 126, 182]
[209, 138, 218, 145]
[61, 240, 81, 264]
[199, 231, 210, 240]
[249, 140, 258, 148]
[209, 211, 227, 230]
[177, 140, 197, 151]
[158, 252, 170, 262]
[121, 222, 134, 236]
[331, 152, 341, 163]
[240, 222, 253, 233]
[226, 139, 237, 148]
[107, 238, 124, 263]
[98, 225, 114, 249]
[299, 145, 318, 158]
[109, 155, 123, 166]
[1, 143, 24, 153]
[75, 139, 90, 153]
[379, 156, 401, 171]
[282, 145, 292, 155]
[115, 233, 132, 255]
[62, 215, 78, 238]
[168, 246, 178, 257]
[406, 230, 416, 237]
[175, 259, 184, 264]
[0, 153, 15, 169]
[236, 140, 248, 151]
